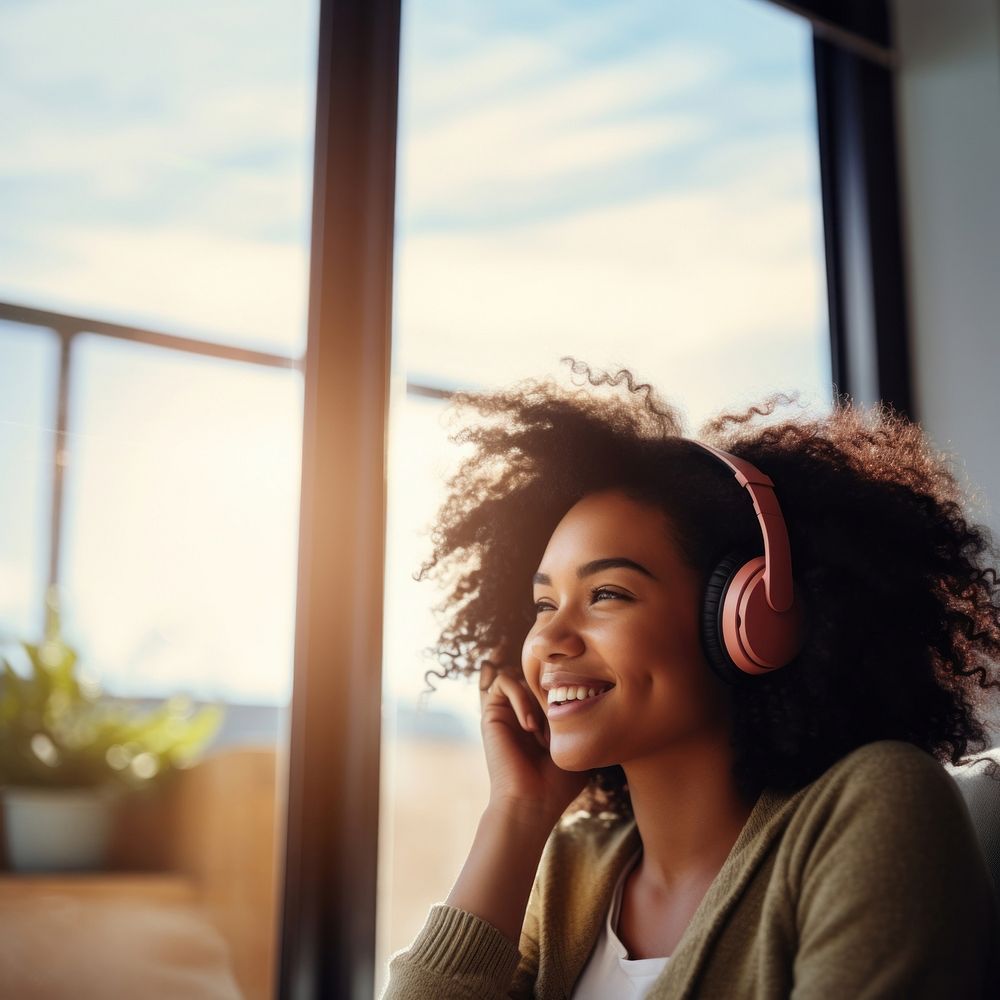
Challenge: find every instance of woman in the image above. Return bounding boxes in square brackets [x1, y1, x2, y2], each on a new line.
[382, 361, 1000, 999]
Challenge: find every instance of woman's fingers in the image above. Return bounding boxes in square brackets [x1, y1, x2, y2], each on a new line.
[478, 644, 550, 749]
[480, 668, 547, 741]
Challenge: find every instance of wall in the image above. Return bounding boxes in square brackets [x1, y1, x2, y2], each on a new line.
[892, 0, 1000, 546]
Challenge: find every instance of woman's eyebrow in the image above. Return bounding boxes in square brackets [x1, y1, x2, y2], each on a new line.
[532, 557, 658, 586]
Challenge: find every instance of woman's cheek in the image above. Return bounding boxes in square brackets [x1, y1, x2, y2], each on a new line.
[520, 635, 535, 675]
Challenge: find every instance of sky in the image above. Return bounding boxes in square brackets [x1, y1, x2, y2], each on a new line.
[0, 0, 830, 720]
[0, 0, 317, 353]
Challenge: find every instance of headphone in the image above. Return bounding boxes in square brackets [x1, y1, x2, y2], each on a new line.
[689, 440, 808, 686]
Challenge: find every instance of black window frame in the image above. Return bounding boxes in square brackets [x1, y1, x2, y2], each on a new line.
[277, 2, 401, 998]
[773, 0, 914, 417]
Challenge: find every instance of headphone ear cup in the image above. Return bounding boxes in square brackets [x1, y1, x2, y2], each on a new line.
[700, 551, 755, 686]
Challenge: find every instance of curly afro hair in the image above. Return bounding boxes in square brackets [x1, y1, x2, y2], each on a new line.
[415, 359, 1000, 818]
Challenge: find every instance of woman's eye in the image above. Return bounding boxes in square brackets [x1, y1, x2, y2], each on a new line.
[532, 588, 628, 615]
[592, 587, 627, 603]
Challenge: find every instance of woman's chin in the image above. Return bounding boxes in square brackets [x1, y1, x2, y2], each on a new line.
[548, 737, 607, 773]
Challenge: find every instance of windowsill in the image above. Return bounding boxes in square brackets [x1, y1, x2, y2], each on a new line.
[0, 871, 200, 903]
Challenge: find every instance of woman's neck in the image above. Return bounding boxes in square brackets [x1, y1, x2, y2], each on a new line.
[621, 729, 759, 895]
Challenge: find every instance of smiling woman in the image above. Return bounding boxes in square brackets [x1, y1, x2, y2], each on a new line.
[380, 360, 1000, 999]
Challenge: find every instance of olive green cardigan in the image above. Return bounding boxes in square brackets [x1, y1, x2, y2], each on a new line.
[381, 740, 999, 999]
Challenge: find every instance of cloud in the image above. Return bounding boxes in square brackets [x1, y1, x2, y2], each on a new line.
[0, 0, 316, 242]
[400, 39, 721, 218]
[394, 139, 826, 396]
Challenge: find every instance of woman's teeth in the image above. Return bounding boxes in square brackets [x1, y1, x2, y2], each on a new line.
[547, 685, 611, 706]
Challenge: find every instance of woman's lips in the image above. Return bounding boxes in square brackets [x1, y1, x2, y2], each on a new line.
[546, 686, 614, 720]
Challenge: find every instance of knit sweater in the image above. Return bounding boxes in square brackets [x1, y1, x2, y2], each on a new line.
[381, 739, 999, 999]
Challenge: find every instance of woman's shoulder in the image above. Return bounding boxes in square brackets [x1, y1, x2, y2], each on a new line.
[772, 741, 999, 999]
[803, 738, 966, 807]
[782, 738, 985, 865]
[826, 736, 949, 772]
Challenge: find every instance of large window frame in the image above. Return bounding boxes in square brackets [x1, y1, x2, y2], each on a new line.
[0, 0, 911, 996]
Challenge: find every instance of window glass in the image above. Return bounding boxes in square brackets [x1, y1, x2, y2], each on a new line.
[0, 0, 317, 355]
[0, 321, 58, 639]
[392, 0, 830, 419]
[379, 0, 830, 990]
[61, 334, 303, 705]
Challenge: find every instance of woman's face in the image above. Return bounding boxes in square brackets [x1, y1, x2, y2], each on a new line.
[521, 488, 734, 772]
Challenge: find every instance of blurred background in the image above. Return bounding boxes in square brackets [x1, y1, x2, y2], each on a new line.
[0, 1, 997, 998]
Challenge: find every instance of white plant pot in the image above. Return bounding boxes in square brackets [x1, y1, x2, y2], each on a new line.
[2, 785, 124, 873]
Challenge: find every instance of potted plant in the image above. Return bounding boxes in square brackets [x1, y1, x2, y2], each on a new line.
[0, 588, 224, 872]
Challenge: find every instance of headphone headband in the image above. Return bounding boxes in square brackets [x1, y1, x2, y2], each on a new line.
[689, 438, 806, 678]
[689, 440, 795, 614]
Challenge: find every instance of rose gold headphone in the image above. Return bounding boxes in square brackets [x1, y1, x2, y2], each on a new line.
[690, 440, 808, 685]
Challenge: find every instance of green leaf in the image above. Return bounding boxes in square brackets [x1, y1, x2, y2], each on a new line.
[0, 596, 228, 789]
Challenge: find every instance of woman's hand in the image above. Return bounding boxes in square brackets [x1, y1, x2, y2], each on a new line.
[478, 648, 591, 824]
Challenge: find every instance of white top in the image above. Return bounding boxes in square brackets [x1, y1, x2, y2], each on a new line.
[571, 847, 671, 999]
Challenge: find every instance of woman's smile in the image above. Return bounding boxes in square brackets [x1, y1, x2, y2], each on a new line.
[546, 683, 615, 719]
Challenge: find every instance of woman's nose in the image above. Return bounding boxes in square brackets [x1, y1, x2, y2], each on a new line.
[526, 612, 585, 662]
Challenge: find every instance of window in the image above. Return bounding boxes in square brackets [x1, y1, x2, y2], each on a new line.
[0, 3, 317, 997]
